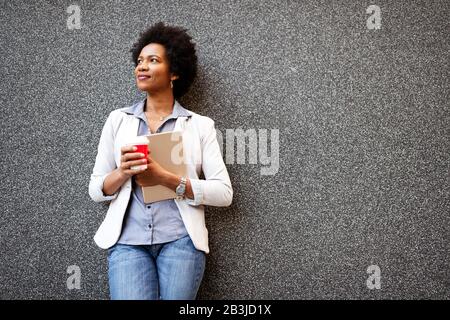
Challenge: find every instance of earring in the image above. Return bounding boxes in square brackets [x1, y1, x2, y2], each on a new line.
[170, 80, 173, 89]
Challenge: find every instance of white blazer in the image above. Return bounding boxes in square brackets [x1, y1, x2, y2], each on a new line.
[88, 100, 233, 254]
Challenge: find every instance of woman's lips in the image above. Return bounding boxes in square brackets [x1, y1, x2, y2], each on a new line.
[137, 76, 151, 81]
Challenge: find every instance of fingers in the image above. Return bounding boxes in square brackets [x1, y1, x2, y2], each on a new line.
[121, 145, 151, 155]
[121, 152, 146, 162]
[122, 165, 148, 177]
[120, 145, 151, 176]
[121, 145, 137, 154]
[128, 158, 148, 168]
[121, 151, 151, 162]
[120, 157, 147, 169]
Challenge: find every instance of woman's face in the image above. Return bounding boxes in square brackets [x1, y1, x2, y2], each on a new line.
[134, 43, 177, 93]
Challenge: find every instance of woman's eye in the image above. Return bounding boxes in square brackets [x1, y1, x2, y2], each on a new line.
[137, 58, 156, 64]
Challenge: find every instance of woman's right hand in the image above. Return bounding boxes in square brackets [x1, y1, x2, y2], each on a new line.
[118, 145, 149, 178]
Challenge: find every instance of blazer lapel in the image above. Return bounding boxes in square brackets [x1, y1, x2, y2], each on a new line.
[174, 116, 188, 132]
[114, 116, 141, 166]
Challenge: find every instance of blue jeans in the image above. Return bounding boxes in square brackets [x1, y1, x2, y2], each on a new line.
[107, 235, 206, 300]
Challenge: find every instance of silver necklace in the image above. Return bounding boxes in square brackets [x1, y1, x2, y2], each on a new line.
[146, 113, 167, 134]
[145, 111, 166, 121]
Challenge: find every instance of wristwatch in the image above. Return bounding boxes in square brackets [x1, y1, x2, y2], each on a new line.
[175, 177, 187, 200]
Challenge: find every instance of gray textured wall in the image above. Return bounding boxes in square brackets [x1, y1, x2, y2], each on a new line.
[1, 0, 448, 299]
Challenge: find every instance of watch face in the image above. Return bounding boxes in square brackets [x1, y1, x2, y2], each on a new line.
[176, 185, 185, 195]
[176, 178, 186, 196]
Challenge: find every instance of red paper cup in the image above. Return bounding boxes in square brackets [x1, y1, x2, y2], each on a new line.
[126, 137, 149, 170]
[134, 144, 148, 157]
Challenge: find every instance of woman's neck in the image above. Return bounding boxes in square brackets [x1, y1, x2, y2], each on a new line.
[145, 92, 175, 115]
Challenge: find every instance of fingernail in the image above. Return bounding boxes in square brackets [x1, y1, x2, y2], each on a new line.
[133, 147, 137, 151]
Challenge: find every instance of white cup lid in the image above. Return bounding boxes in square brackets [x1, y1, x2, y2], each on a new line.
[125, 136, 149, 145]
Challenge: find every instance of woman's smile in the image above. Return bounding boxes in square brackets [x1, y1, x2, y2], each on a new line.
[137, 75, 151, 81]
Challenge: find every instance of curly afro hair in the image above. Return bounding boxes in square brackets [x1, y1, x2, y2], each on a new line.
[130, 22, 198, 99]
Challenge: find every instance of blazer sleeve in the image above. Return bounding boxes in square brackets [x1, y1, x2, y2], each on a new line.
[186, 118, 233, 207]
[88, 111, 119, 203]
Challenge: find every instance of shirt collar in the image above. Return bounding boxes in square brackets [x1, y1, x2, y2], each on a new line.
[121, 98, 191, 120]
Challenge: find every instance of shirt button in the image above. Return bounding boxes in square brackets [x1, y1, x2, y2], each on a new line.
[148, 224, 152, 229]
[147, 205, 151, 209]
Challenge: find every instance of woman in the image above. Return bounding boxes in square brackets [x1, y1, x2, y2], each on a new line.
[88, 22, 233, 300]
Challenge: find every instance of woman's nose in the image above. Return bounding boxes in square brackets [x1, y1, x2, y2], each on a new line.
[138, 62, 149, 71]
[138, 64, 148, 71]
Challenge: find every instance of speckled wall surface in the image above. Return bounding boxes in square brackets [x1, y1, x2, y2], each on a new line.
[0, 0, 448, 299]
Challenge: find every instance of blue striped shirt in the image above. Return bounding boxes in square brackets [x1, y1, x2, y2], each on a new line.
[117, 99, 190, 245]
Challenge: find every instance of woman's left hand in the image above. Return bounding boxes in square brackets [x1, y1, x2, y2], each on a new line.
[135, 153, 169, 187]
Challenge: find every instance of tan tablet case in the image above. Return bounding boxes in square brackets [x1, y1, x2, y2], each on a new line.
[141, 131, 187, 203]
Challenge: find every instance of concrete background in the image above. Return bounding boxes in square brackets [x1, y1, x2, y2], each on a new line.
[0, 0, 448, 299]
